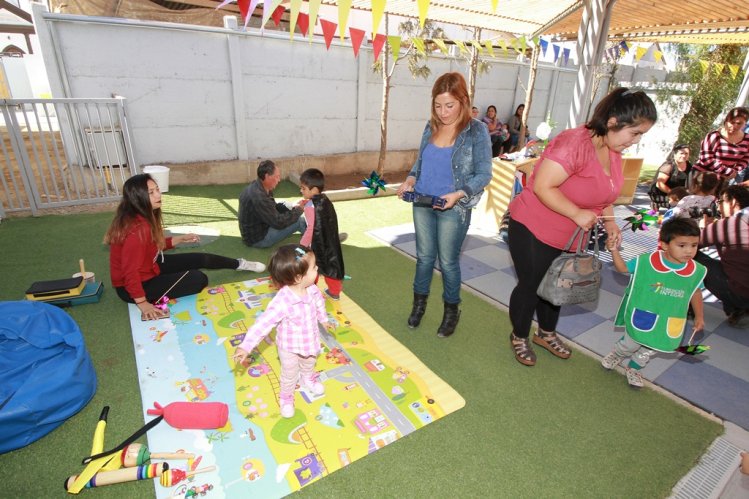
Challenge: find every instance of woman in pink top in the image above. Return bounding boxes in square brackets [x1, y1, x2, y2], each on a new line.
[507, 88, 657, 367]
[233, 244, 334, 418]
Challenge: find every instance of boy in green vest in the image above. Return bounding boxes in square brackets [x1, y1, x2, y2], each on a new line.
[603, 218, 706, 388]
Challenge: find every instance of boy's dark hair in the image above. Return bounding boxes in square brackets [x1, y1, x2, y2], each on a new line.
[659, 218, 700, 243]
[257, 160, 276, 180]
[300, 168, 325, 192]
[268, 244, 313, 287]
[668, 186, 688, 201]
[723, 185, 749, 209]
[585, 87, 657, 137]
[691, 171, 719, 195]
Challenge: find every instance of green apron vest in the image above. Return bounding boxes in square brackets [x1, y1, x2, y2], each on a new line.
[614, 252, 705, 352]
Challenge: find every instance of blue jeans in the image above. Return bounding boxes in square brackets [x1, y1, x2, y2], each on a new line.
[252, 216, 307, 248]
[412, 205, 471, 304]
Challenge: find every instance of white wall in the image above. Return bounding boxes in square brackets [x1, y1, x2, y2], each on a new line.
[32, 5, 667, 167]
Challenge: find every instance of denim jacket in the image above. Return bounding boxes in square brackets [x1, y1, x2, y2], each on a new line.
[408, 118, 492, 209]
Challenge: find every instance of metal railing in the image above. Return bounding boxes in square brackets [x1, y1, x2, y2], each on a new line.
[0, 97, 138, 217]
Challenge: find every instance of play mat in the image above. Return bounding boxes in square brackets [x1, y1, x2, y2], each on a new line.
[128, 278, 465, 498]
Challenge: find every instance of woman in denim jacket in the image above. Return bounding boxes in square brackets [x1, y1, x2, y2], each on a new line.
[396, 72, 492, 338]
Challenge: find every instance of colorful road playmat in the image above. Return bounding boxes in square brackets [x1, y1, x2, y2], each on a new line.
[129, 278, 465, 498]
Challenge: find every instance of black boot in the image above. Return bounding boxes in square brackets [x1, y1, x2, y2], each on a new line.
[436, 302, 461, 338]
[407, 293, 429, 328]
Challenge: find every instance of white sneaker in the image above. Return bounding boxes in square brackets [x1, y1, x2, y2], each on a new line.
[625, 367, 644, 388]
[601, 351, 624, 370]
[301, 375, 325, 396]
[237, 258, 266, 272]
[279, 395, 295, 418]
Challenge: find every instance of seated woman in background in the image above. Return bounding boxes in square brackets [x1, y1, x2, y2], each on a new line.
[482, 105, 504, 157]
[648, 143, 692, 210]
[693, 106, 749, 186]
[104, 174, 265, 320]
[666, 171, 720, 221]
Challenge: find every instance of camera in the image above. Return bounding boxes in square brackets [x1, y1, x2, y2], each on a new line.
[402, 191, 447, 208]
[687, 204, 719, 218]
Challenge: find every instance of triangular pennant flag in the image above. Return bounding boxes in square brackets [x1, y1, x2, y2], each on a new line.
[307, 0, 321, 40]
[520, 35, 527, 53]
[635, 46, 647, 62]
[412, 37, 426, 55]
[244, 0, 261, 27]
[532, 36, 540, 46]
[620, 40, 629, 53]
[215, 0, 234, 10]
[471, 40, 484, 55]
[337, 0, 352, 40]
[261, 0, 283, 27]
[653, 50, 663, 63]
[713, 62, 725, 77]
[699, 60, 709, 75]
[454, 40, 468, 55]
[562, 47, 570, 66]
[320, 18, 337, 49]
[349, 27, 366, 57]
[539, 38, 548, 56]
[499, 38, 508, 55]
[433, 38, 448, 55]
[288, 0, 302, 38]
[371, 0, 386, 36]
[552, 44, 560, 62]
[484, 40, 495, 58]
[373, 33, 386, 61]
[297, 11, 309, 36]
[417, 0, 430, 28]
[388, 35, 402, 60]
[271, 5, 284, 27]
[729, 64, 740, 80]
[491, 0, 499, 11]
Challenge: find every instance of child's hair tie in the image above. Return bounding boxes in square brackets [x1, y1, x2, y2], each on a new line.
[294, 247, 306, 260]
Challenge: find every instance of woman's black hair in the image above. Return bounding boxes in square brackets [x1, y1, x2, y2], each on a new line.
[585, 87, 657, 137]
[666, 143, 690, 164]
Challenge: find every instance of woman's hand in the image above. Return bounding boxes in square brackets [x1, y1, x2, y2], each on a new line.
[571, 209, 598, 231]
[436, 191, 464, 210]
[604, 219, 622, 249]
[137, 299, 166, 321]
[174, 233, 200, 245]
[396, 176, 416, 198]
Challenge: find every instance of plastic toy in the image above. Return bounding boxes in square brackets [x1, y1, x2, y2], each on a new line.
[121, 443, 194, 467]
[65, 463, 168, 491]
[401, 191, 447, 208]
[622, 208, 659, 232]
[361, 170, 387, 195]
[159, 465, 216, 487]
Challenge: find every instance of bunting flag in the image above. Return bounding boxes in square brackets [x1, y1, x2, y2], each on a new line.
[412, 37, 426, 55]
[619, 40, 629, 53]
[308, 0, 322, 40]
[491, 0, 499, 11]
[433, 38, 448, 55]
[635, 46, 647, 62]
[388, 35, 402, 60]
[654, 50, 663, 63]
[337, 0, 352, 40]
[729, 64, 740, 80]
[261, 0, 283, 27]
[271, 5, 284, 27]
[552, 44, 560, 62]
[320, 18, 337, 49]
[471, 39, 484, 55]
[288, 0, 302, 38]
[520, 35, 527, 53]
[215, 0, 234, 10]
[484, 40, 495, 58]
[417, 0, 430, 28]
[539, 38, 548, 56]
[454, 40, 468, 55]
[297, 11, 309, 37]
[699, 60, 709, 75]
[562, 47, 570, 66]
[499, 38, 508, 55]
[371, 0, 386, 36]
[532, 36, 540, 46]
[349, 27, 366, 57]
[372, 33, 386, 61]
[713, 62, 725, 77]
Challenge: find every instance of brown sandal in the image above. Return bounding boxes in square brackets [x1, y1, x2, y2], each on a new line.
[532, 330, 572, 359]
[510, 332, 536, 366]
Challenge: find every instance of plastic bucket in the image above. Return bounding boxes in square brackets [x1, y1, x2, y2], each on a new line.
[142, 165, 170, 192]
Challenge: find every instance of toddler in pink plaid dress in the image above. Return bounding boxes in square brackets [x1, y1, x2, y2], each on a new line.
[233, 244, 334, 418]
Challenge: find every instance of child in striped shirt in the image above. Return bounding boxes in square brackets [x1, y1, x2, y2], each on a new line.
[233, 244, 334, 418]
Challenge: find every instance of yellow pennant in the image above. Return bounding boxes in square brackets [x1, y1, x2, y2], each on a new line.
[635, 46, 647, 62]
[491, 0, 499, 11]
[308, 0, 321, 40]
[454, 40, 468, 55]
[471, 40, 484, 55]
[499, 38, 508, 55]
[371, 0, 386, 36]
[729, 64, 740, 80]
[433, 38, 448, 54]
[713, 62, 725, 77]
[388, 35, 402, 60]
[261, 0, 283, 27]
[653, 50, 663, 63]
[412, 37, 426, 55]
[418, 0, 430, 28]
[699, 60, 709, 75]
[338, 0, 352, 40]
[484, 40, 495, 58]
[289, 0, 302, 40]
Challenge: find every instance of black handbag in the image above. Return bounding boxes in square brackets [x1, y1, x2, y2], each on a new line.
[537, 227, 601, 306]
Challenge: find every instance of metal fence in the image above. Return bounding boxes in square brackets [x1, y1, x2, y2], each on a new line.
[0, 97, 138, 217]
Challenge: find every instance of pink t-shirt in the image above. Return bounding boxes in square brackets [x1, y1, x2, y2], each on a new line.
[509, 126, 623, 249]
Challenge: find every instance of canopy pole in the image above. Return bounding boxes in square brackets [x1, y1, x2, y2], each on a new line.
[568, 0, 617, 128]
[736, 50, 749, 108]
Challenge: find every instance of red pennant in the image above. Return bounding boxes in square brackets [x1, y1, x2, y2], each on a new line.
[372, 33, 386, 62]
[297, 12, 309, 36]
[271, 5, 284, 26]
[237, 0, 249, 22]
[349, 27, 365, 58]
[320, 19, 337, 50]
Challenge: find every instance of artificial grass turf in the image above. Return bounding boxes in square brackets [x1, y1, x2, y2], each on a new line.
[0, 182, 722, 498]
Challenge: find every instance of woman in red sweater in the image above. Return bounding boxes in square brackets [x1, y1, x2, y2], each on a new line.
[105, 174, 265, 320]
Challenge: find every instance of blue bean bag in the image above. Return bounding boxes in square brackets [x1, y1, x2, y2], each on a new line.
[0, 301, 96, 454]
